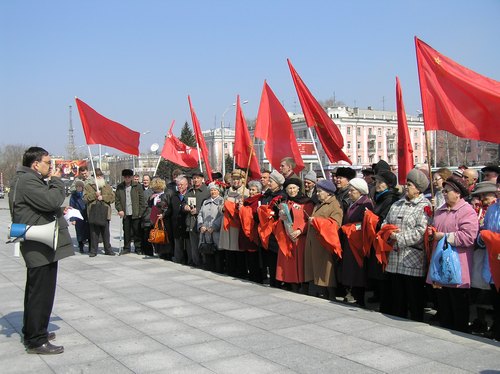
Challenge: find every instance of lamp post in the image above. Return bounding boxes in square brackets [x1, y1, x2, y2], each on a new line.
[221, 100, 248, 177]
[134, 130, 151, 174]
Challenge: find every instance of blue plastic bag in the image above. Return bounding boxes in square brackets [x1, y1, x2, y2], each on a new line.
[482, 252, 493, 284]
[430, 235, 462, 286]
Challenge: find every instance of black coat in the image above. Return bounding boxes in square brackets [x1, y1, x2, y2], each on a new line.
[261, 188, 287, 253]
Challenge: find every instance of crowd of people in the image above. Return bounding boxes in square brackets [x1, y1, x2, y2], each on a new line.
[72, 158, 500, 341]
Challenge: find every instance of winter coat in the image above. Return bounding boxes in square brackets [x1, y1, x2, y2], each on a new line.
[84, 182, 115, 220]
[218, 185, 249, 251]
[185, 183, 210, 231]
[426, 198, 479, 288]
[142, 187, 154, 227]
[69, 190, 89, 242]
[115, 181, 145, 219]
[258, 188, 287, 253]
[335, 186, 351, 216]
[197, 196, 224, 247]
[304, 194, 343, 287]
[9, 166, 74, 268]
[167, 192, 189, 239]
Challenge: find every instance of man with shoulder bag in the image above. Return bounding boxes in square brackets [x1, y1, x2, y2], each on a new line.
[9, 147, 74, 355]
[84, 168, 115, 257]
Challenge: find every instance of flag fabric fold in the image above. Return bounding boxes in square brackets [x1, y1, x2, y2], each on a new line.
[396, 77, 414, 185]
[415, 37, 500, 143]
[362, 209, 380, 257]
[160, 121, 199, 168]
[75, 98, 140, 155]
[373, 224, 399, 269]
[310, 217, 342, 258]
[234, 95, 261, 179]
[188, 96, 213, 181]
[287, 59, 351, 164]
[254, 81, 304, 174]
[481, 230, 500, 291]
[341, 222, 365, 268]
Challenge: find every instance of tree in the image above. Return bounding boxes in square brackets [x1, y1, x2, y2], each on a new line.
[0, 144, 26, 188]
[180, 121, 196, 147]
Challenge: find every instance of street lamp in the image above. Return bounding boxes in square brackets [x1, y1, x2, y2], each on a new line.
[134, 130, 151, 174]
[221, 100, 248, 176]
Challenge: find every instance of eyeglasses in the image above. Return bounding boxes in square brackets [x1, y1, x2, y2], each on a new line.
[433, 177, 442, 182]
[39, 160, 51, 166]
[442, 188, 454, 193]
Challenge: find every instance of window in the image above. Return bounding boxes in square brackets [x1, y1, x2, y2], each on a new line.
[414, 130, 418, 137]
[378, 142, 381, 148]
[369, 128, 373, 135]
[347, 127, 351, 135]
[378, 128, 382, 136]
[389, 142, 394, 150]
[357, 142, 361, 149]
[357, 127, 361, 136]
[414, 156, 418, 163]
[357, 156, 362, 164]
[347, 141, 351, 149]
[369, 155, 373, 163]
[414, 142, 419, 150]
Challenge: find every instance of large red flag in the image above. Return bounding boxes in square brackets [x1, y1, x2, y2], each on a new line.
[234, 95, 261, 179]
[160, 121, 199, 168]
[254, 81, 304, 174]
[415, 37, 500, 143]
[75, 98, 140, 155]
[287, 59, 351, 165]
[188, 96, 213, 181]
[396, 77, 414, 184]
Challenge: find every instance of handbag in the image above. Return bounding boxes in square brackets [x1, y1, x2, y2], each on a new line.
[148, 217, 168, 244]
[429, 235, 462, 286]
[88, 201, 108, 227]
[199, 233, 217, 255]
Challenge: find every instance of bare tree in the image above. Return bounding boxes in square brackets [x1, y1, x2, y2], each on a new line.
[0, 144, 27, 187]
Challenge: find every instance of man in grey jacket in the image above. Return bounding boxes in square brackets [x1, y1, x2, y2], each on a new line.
[9, 147, 74, 354]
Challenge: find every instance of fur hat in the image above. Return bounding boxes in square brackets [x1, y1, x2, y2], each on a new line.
[406, 169, 429, 193]
[349, 178, 369, 195]
[269, 170, 285, 186]
[373, 170, 397, 189]
[283, 177, 302, 190]
[190, 169, 204, 178]
[443, 176, 469, 197]
[231, 169, 246, 179]
[122, 169, 133, 177]
[304, 170, 317, 183]
[316, 179, 336, 194]
[335, 167, 356, 180]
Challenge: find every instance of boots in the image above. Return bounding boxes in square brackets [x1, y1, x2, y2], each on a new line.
[78, 241, 84, 253]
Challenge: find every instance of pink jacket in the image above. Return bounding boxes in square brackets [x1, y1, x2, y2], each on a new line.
[426, 199, 479, 288]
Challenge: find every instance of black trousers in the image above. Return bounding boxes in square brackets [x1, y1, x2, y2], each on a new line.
[491, 284, 500, 340]
[23, 262, 58, 348]
[436, 287, 470, 333]
[89, 222, 112, 254]
[123, 216, 142, 251]
[388, 272, 425, 322]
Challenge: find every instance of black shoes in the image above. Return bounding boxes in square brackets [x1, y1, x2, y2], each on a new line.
[104, 251, 116, 256]
[89, 252, 97, 257]
[121, 249, 131, 255]
[26, 341, 64, 355]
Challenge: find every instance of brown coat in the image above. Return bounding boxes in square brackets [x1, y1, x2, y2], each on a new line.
[304, 195, 343, 287]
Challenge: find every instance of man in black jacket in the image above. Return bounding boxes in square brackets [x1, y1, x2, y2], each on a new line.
[9, 147, 74, 354]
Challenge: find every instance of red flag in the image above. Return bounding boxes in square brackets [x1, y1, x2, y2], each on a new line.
[288, 59, 351, 165]
[310, 217, 342, 258]
[481, 230, 500, 291]
[415, 37, 500, 143]
[362, 209, 379, 257]
[234, 95, 261, 179]
[188, 96, 213, 182]
[254, 81, 304, 174]
[160, 121, 199, 168]
[396, 77, 414, 184]
[75, 98, 140, 155]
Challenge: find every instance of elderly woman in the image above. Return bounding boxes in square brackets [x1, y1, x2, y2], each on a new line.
[427, 176, 479, 332]
[198, 182, 224, 273]
[219, 169, 249, 278]
[432, 168, 452, 209]
[239, 180, 264, 283]
[276, 178, 314, 292]
[149, 177, 170, 259]
[383, 169, 432, 321]
[304, 179, 343, 299]
[69, 180, 89, 253]
[339, 178, 373, 307]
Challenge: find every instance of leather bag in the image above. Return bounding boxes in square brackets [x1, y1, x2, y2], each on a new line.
[148, 217, 168, 244]
[88, 201, 108, 227]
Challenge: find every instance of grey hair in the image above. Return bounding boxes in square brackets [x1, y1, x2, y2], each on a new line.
[248, 180, 263, 192]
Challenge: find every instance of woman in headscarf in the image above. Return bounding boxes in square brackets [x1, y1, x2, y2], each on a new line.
[339, 178, 373, 307]
[427, 176, 479, 332]
[276, 178, 314, 292]
[304, 179, 343, 300]
[383, 169, 432, 322]
[198, 182, 224, 273]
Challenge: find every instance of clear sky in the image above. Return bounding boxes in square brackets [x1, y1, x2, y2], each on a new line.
[1, 0, 499, 157]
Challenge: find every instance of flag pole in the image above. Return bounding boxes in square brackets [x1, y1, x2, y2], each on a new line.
[153, 156, 162, 176]
[241, 137, 257, 201]
[425, 130, 435, 200]
[87, 145, 100, 193]
[307, 128, 326, 179]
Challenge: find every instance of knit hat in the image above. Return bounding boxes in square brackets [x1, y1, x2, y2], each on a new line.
[269, 170, 285, 186]
[471, 181, 497, 196]
[443, 176, 469, 198]
[304, 170, 317, 183]
[316, 179, 336, 194]
[208, 182, 222, 192]
[283, 177, 302, 190]
[373, 170, 397, 189]
[75, 180, 85, 188]
[349, 178, 369, 195]
[406, 169, 429, 193]
[335, 167, 356, 180]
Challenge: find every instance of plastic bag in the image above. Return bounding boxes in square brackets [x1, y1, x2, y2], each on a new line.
[429, 235, 462, 286]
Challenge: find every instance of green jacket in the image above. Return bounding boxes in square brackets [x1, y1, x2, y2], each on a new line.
[84, 182, 115, 220]
[9, 166, 74, 268]
[114, 181, 145, 219]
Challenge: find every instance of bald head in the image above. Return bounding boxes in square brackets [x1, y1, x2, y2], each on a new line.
[463, 169, 478, 187]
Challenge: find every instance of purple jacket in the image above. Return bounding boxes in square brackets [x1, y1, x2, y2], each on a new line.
[427, 199, 479, 288]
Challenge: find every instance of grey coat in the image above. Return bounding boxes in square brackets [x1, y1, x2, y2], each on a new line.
[197, 196, 224, 246]
[9, 166, 74, 268]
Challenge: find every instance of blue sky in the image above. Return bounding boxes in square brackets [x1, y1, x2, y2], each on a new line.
[1, 0, 499, 156]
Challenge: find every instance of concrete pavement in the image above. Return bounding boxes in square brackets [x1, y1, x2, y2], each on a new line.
[1, 197, 500, 373]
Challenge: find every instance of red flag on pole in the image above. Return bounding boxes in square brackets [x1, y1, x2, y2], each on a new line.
[160, 121, 199, 168]
[188, 96, 213, 181]
[75, 98, 140, 155]
[415, 37, 500, 143]
[254, 81, 304, 174]
[396, 77, 414, 184]
[234, 95, 261, 179]
[287, 59, 351, 164]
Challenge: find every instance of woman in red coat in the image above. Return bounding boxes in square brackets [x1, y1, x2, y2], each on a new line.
[276, 178, 314, 292]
